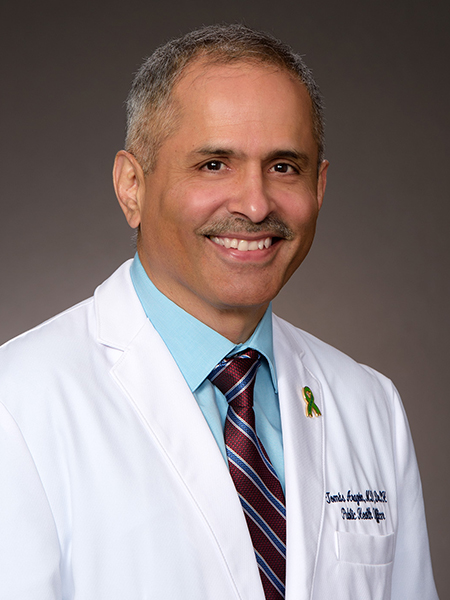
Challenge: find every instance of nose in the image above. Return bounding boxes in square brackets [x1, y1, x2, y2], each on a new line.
[226, 167, 273, 223]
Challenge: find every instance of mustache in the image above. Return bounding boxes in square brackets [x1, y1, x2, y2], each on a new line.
[197, 215, 295, 241]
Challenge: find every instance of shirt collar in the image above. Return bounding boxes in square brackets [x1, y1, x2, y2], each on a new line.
[130, 253, 278, 393]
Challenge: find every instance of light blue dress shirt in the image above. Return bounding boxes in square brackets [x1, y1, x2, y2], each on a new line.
[130, 254, 285, 490]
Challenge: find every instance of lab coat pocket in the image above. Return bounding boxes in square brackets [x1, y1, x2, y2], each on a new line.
[335, 531, 395, 565]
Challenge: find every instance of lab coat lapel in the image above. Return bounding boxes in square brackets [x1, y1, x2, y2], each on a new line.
[95, 265, 264, 600]
[274, 318, 325, 600]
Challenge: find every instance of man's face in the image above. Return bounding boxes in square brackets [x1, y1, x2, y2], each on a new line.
[130, 61, 327, 333]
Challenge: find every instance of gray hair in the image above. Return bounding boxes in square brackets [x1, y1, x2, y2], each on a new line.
[125, 23, 325, 173]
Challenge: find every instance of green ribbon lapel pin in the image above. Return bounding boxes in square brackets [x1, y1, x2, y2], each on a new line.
[302, 386, 321, 418]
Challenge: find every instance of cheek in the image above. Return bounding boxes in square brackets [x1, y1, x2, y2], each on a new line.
[167, 182, 222, 219]
[283, 195, 320, 234]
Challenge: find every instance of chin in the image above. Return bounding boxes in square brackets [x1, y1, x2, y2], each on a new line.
[214, 285, 281, 312]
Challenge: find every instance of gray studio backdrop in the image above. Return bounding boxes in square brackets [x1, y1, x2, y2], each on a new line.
[1, 0, 449, 596]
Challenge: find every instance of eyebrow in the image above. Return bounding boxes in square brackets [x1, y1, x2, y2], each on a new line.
[190, 145, 311, 165]
[265, 149, 311, 166]
[191, 146, 239, 158]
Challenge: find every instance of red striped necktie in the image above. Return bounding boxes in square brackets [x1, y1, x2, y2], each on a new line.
[208, 349, 286, 599]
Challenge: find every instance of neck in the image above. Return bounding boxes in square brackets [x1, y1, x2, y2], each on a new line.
[162, 291, 268, 343]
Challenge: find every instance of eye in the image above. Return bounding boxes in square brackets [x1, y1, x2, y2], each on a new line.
[270, 162, 299, 174]
[201, 160, 226, 171]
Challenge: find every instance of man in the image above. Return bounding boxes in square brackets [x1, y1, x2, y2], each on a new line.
[0, 24, 438, 599]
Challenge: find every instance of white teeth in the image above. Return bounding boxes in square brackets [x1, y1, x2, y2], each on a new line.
[210, 236, 273, 251]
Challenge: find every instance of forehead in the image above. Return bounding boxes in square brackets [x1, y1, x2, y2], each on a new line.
[175, 58, 309, 108]
[168, 60, 316, 152]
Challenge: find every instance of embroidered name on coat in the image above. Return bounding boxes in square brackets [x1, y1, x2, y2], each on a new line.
[325, 489, 388, 524]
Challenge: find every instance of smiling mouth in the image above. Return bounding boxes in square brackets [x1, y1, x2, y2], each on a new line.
[210, 236, 273, 251]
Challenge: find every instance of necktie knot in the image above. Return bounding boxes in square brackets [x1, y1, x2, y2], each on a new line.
[208, 349, 261, 408]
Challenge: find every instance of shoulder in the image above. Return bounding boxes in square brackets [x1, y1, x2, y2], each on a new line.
[0, 293, 98, 438]
[1, 260, 134, 352]
[0, 296, 95, 370]
[0, 260, 140, 403]
[272, 313, 395, 398]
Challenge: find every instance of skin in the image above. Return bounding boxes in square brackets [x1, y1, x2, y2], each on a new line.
[114, 60, 328, 343]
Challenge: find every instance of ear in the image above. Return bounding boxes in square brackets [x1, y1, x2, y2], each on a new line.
[316, 159, 329, 210]
[113, 150, 145, 228]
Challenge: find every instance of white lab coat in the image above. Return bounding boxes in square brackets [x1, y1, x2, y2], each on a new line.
[0, 260, 438, 599]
